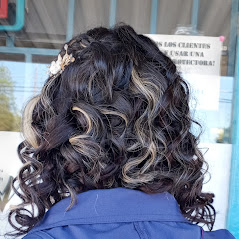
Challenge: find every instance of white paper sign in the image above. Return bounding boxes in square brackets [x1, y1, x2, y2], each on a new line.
[146, 34, 222, 75]
[146, 35, 222, 110]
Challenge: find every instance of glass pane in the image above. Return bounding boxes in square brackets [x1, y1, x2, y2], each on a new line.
[0, 0, 236, 237]
[116, 0, 152, 33]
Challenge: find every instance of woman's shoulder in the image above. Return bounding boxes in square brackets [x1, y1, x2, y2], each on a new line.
[23, 231, 53, 239]
[203, 229, 235, 239]
[22, 227, 236, 239]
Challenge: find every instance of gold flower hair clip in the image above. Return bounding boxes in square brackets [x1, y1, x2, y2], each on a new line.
[49, 44, 75, 77]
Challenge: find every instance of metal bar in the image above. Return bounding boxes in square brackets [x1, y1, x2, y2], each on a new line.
[109, 0, 117, 27]
[0, 46, 59, 56]
[24, 53, 33, 101]
[0, 0, 25, 31]
[6, 35, 15, 47]
[227, 0, 239, 76]
[191, 0, 199, 32]
[66, 0, 75, 41]
[227, 38, 239, 239]
[150, 0, 158, 34]
[25, 54, 32, 62]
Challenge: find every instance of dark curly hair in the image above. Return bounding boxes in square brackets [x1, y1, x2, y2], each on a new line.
[8, 24, 215, 236]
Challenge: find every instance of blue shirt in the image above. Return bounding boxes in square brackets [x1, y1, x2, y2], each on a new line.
[23, 187, 235, 239]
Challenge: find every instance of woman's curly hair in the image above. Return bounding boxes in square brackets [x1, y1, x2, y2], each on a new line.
[8, 24, 215, 236]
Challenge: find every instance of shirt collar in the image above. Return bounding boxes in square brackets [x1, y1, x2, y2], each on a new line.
[30, 187, 189, 233]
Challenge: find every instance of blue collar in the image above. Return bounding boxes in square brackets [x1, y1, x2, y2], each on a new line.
[30, 187, 189, 233]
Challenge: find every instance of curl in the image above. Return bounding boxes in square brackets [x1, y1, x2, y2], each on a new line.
[8, 24, 215, 236]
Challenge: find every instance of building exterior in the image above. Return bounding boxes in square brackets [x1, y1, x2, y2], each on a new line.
[0, 0, 238, 238]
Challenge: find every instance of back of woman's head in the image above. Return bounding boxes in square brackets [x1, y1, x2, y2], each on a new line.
[9, 24, 215, 235]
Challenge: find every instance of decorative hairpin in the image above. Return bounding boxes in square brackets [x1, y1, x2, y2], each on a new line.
[49, 44, 75, 77]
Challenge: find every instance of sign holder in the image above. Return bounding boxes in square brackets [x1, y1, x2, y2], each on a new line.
[0, 0, 25, 31]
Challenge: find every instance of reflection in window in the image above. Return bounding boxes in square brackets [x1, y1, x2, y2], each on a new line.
[0, 66, 20, 131]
